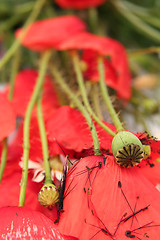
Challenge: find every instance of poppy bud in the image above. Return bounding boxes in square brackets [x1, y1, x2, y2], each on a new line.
[38, 183, 59, 209]
[143, 145, 151, 159]
[112, 131, 144, 167]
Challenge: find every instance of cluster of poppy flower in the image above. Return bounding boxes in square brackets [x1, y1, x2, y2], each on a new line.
[0, 0, 160, 239]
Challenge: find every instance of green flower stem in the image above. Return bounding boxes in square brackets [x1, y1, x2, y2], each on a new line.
[36, 94, 52, 185]
[91, 83, 103, 120]
[98, 56, 124, 132]
[111, 0, 160, 43]
[8, 48, 21, 101]
[0, 139, 8, 182]
[128, 47, 160, 57]
[0, 0, 47, 71]
[71, 52, 115, 137]
[19, 50, 51, 207]
[88, 8, 99, 34]
[50, 65, 101, 156]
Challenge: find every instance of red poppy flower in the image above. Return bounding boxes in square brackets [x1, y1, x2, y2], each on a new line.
[15, 16, 86, 51]
[0, 93, 16, 141]
[5, 69, 60, 120]
[59, 32, 131, 100]
[55, 0, 106, 9]
[58, 155, 160, 240]
[0, 206, 78, 239]
[82, 50, 118, 89]
[46, 105, 116, 153]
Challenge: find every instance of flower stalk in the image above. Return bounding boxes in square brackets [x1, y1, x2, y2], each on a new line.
[19, 50, 51, 207]
[71, 52, 115, 137]
[0, 139, 8, 182]
[36, 93, 52, 185]
[98, 56, 124, 132]
[50, 64, 101, 156]
[0, 0, 47, 71]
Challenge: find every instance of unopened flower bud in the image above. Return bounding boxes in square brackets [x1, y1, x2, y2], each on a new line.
[112, 131, 144, 167]
[38, 183, 59, 209]
[143, 145, 151, 159]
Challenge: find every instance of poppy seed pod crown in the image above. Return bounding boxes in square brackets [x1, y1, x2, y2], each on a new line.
[112, 131, 144, 167]
[38, 183, 59, 209]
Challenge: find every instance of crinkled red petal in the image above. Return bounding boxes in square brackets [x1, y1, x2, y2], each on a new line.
[46, 105, 115, 152]
[0, 93, 16, 141]
[15, 16, 86, 51]
[59, 32, 131, 100]
[58, 155, 160, 240]
[55, 0, 106, 9]
[82, 50, 118, 89]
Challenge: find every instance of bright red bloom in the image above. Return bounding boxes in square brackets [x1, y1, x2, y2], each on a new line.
[58, 155, 160, 240]
[59, 32, 131, 100]
[0, 93, 16, 141]
[0, 206, 78, 239]
[82, 50, 118, 89]
[6, 69, 60, 120]
[15, 16, 86, 51]
[46, 105, 115, 153]
[55, 0, 106, 9]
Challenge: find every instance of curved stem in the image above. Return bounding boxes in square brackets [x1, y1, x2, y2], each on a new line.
[8, 48, 21, 101]
[0, 139, 8, 182]
[36, 94, 52, 185]
[50, 65, 101, 156]
[71, 52, 115, 137]
[0, 0, 47, 71]
[128, 47, 160, 57]
[111, 0, 160, 43]
[19, 50, 51, 207]
[98, 56, 124, 132]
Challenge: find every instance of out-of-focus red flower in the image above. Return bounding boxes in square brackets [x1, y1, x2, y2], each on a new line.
[58, 155, 160, 240]
[82, 50, 118, 89]
[0, 93, 16, 141]
[59, 32, 131, 100]
[15, 16, 86, 51]
[0, 206, 78, 239]
[46, 105, 116, 153]
[5, 69, 60, 120]
[55, 0, 106, 9]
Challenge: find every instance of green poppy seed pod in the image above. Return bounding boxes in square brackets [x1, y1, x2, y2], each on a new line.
[38, 183, 59, 209]
[112, 131, 144, 167]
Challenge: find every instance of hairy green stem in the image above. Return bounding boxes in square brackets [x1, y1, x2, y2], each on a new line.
[19, 50, 51, 207]
[98, 56, 124, 132]
[36, 94, 52, 184]
[71, 53, 115, 137]
[0, 139, 8, 182]
[50, 65, 101, 156]
[91, 83, 103, 120]
[0, 0, 47, 71]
